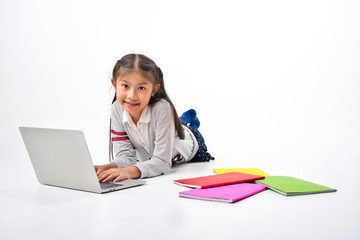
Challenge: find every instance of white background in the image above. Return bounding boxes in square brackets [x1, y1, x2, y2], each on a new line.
[1, 0, 359, 239]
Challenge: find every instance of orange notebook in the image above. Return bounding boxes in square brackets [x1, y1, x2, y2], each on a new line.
[174, 172, 265, 189]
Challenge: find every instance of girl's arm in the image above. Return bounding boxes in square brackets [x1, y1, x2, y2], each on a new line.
[111, 104, 138, 168]
[95, 102, 139, 182]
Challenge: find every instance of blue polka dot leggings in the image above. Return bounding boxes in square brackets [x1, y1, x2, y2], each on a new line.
[185, 124, 215, 162]
[171, 124, 215, 165]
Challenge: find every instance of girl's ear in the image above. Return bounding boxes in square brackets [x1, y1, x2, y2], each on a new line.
[152, 84, 160, 96]
[111, 78, 116, 88]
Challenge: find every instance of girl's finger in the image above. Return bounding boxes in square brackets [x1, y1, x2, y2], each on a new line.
[99, 169, 113, 179]
[98, 171, 109, 182]
[98, 171, 105, 179]
[113, 175, 123, 182]
[103, 172, 117, 183]
[100, 173, 111, 182]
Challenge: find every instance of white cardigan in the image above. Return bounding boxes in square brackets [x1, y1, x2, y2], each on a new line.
[111, 99, 198, 178]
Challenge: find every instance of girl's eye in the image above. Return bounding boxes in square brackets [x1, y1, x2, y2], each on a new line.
[139, 86, 145, 90]
[122, 84, 129, 89]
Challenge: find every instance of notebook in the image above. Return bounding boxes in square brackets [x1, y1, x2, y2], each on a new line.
[255, 176, 337, 196]
[174, 172, 265, 188]
[213, 168, 270, 176]
[179, 183, 267, 203]
[19, 127, 146, 193]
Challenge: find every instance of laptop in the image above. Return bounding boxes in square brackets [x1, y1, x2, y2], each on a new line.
[19, 127, 146, 193]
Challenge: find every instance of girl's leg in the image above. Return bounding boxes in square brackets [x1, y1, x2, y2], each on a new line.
[186, 125, 214, 162]
[180, 109, 214, 162]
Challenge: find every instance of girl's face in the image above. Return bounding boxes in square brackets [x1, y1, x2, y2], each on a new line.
[112, 70, 159, 124]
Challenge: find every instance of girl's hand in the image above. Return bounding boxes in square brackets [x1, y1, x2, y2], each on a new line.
[97, 166, 141, 182]
[94, 163, 118, 175]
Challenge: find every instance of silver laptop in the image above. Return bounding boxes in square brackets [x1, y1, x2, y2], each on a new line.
[19, 127, 146, 193]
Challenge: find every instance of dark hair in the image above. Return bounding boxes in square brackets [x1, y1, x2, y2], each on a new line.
[109, 54, 185, 161]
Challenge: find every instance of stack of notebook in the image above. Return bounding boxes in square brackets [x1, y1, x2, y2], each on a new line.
[174, 171, 267, 203]
[174, 168, 337, 203]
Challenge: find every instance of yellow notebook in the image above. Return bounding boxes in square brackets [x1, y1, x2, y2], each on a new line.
[213, 168, 270, 176]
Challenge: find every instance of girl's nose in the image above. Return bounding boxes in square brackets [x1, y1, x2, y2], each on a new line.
[128, 88, 137, 100]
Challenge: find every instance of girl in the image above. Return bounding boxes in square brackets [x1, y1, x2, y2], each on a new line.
[95, 54, 214, 182]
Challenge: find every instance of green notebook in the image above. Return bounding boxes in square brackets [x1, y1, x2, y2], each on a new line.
[255, 176, 337, 196]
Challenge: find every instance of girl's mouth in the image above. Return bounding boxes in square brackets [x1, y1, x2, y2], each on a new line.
[124, 101, 139, 108]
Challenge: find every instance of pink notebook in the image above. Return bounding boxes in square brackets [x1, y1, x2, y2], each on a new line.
[179, 183, 267, 203]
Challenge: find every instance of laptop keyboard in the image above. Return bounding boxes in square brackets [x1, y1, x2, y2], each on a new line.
[100, 182, 123, 189]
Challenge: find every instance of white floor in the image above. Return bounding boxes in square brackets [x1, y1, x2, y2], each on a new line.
[1, 141, 359, 240]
